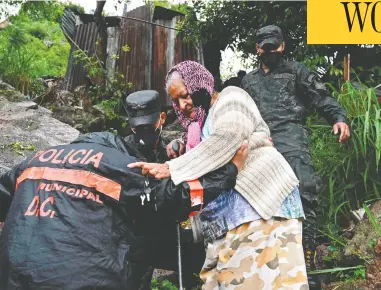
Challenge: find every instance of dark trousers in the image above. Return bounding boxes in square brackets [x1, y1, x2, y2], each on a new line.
[130, 216, 205, 290]
[283, 152, 321, 247]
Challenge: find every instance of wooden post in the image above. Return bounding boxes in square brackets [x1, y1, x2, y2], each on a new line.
[343, 54, 350, 82]
[343, 54, 350, 92]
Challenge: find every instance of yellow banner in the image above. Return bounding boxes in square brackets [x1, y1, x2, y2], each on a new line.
[308, 0, 381, 44]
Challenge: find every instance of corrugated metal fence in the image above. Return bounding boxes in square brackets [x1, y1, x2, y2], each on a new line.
[65, 22, 98, 91]
[64, 5, 203, 106]
[117, 6, 152, 97]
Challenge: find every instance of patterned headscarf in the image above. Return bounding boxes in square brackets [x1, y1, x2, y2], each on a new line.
[166, 61, 214, 152]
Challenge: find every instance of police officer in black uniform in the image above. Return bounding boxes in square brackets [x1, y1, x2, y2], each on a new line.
[124, 90, 169, 164]
[241, 25, 351, 289]
[124, 90, 204, 289]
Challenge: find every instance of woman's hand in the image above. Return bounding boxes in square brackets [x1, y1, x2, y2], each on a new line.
[231, 140, 249, 171]
[128, 162, 171, 179]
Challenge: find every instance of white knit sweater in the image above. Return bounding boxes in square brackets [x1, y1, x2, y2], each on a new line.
[166, 86, 299, 220]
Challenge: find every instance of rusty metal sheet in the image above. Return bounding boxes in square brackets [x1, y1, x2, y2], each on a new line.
[65, 22, 98, 91]
[116, 5, 152, 94]
[64, 5, 204, 107]
[152, 24, 169, 105]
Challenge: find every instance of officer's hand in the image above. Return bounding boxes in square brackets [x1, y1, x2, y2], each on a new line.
[128, 162, 171, 179]
[231, 140, 249, 171]
[166, 140, 185, 159]
[333, 122, 350, 143]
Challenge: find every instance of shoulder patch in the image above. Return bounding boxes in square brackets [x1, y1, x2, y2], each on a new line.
[307, 72, 317, 83]
[314, 81, 326, 90]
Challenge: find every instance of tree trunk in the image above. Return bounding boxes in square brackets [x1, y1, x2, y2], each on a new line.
[203, 41, 222, 78]
[94, 0, 107, 87]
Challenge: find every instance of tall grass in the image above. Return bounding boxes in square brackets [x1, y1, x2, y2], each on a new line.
[307, 81, 381, 226]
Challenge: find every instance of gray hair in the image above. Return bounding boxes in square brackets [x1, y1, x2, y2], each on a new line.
[165, 70, 183, 94]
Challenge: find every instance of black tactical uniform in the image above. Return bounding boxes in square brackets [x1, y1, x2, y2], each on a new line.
[241, 25, 348, 288]
[124, 90, 205, 289]
[0, 131, 238, 290]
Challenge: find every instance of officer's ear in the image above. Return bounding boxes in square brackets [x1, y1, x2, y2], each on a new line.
[256, 43, 260, 53]
[280, 41, 285, 52]
[159, 112, 167, 125]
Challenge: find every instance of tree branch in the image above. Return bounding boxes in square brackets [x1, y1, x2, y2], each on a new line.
[94, 0, 106, 23]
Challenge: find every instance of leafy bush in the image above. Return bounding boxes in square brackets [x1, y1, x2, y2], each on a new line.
[0, 2, 71, 96]
[151, 279, 179, 290]
[307, 81, 381, 226]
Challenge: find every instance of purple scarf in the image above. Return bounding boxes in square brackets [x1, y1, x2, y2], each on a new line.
[166, 61, 214, 152]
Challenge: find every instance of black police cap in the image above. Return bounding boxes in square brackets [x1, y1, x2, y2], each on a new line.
[125, 90, 161, 127]
[256, 25, 284, 51]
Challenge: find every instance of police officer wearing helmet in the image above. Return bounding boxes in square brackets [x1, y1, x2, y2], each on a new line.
[241, 25, 350, 289]
[124, 90, 205, 289]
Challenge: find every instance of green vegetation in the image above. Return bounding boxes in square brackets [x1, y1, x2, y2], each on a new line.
[0, 1, 132, 133]
[0, 1, 72, 96]
[147, 0, 189, 15]
[307, 82, 381, 224]
[1, 141, 37, 156]
[151, 279, 179, 290]
[303, 81, 381, 288]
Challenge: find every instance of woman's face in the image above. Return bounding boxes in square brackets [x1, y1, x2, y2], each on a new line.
[168, 79, 195, 119]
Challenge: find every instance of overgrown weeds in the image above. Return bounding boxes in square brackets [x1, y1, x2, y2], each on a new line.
[0, 4, 70, 97]
[307, 81, 381, 226]
[307, 81, 381, 287]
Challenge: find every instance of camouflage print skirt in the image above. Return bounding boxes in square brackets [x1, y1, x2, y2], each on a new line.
[200, 218, 309, 290]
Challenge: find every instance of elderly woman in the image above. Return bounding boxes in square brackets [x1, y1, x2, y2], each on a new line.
[129, 61, 308, 289]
